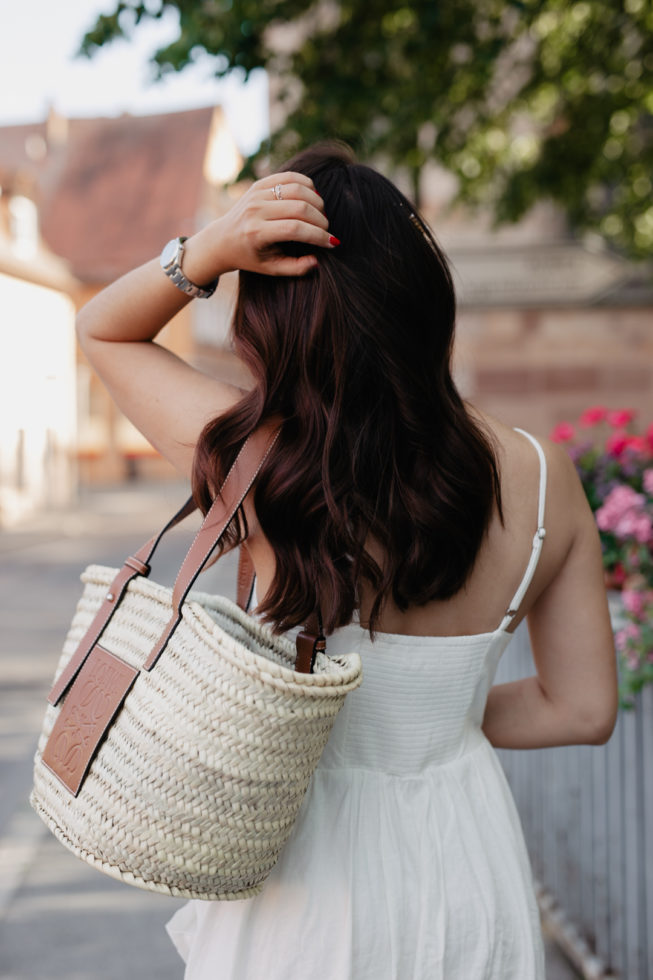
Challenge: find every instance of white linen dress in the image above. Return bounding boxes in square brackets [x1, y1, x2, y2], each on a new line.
[166, 429, 547, 979]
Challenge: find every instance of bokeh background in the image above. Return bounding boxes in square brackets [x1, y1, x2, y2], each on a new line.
[1, 2, 652, 978]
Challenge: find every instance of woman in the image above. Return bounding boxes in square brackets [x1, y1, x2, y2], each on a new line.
[76, 144, 617, 979]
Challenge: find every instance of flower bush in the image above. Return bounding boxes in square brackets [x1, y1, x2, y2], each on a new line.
[550, 408, 653, 706]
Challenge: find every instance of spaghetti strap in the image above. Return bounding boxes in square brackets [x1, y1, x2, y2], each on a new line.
[497, 428, 548, 632]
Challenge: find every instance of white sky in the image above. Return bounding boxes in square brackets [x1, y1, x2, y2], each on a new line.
[0, 0, 269, 155]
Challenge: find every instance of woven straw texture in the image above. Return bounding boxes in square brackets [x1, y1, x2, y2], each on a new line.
[31, 565, 362, 900]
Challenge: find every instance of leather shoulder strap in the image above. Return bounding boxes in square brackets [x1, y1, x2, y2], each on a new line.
[49, 421, 293, 705]
[143, 422, 280, 668]
[237, 547, 256, 612]
[145, 421, 324, 673]
[48, 495, 197, 706]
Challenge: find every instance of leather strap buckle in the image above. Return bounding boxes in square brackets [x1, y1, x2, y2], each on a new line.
[125, 556, 150, 575]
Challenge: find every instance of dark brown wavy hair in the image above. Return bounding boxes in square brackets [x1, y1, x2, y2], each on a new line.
[192, 143, 502, 635]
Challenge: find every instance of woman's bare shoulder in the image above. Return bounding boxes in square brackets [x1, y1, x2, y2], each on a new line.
[471, 409, 594, 597]
[472, 409, 586, 516]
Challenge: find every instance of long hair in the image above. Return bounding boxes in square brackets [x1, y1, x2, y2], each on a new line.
[192, 143, 502, 635]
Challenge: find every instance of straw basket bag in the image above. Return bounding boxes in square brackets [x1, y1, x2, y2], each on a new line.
[30, 422, 362, 901]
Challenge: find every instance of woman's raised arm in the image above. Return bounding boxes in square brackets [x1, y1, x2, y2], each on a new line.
[76, 172, 335, 477]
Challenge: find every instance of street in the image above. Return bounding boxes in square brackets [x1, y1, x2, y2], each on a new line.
[0, 481, 580, 979]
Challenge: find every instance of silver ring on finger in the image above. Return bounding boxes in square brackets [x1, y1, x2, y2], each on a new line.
[273, 183, 283, 201]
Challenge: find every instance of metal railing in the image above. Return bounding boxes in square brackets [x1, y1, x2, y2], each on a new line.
[495, 624, 653, 980]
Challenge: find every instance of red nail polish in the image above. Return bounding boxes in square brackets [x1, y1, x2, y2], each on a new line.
[329, 235, 341, 247]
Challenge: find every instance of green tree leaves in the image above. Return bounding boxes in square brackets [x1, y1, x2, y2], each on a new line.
[79, 0, 653, 260]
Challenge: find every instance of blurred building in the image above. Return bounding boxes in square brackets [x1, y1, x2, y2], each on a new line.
[0, 149, 79, 525]
[418, 165, 653, 435]
[0, 105, 243, 521]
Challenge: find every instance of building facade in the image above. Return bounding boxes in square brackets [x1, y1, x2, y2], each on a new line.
[0, 158, 78, 525]
[418, 164, 653, 436]
[0, 106, 242, 511]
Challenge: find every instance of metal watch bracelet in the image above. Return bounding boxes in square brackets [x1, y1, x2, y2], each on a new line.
[160, 236, 219, 300]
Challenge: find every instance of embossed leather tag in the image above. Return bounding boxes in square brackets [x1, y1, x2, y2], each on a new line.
[42, 645, 139, 796]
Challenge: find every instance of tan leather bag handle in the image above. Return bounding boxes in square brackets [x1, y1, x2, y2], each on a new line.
[49, 421, 324, 707]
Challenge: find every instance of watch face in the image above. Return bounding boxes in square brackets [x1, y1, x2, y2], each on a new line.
[160, 238, 180, 269]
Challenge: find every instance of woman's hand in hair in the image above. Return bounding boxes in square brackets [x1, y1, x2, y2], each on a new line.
[182, 172, 336, 282]
[74, 172, 335, 478]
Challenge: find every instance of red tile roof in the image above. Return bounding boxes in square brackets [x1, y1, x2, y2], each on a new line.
[0, 107, 215, 282]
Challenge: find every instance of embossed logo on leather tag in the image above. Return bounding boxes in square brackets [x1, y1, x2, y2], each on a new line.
[42, 645, 139, 796]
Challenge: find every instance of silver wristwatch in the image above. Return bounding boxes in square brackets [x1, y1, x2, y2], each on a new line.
[160, 237, 218, 299]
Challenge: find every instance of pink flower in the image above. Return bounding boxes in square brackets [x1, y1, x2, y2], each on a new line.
[636, 516, 653, 543]
[616, 622, 642, 654]
[606, 430, 630, 456]
[596, 485, 644, 531]
[623, 589, 646, 618]
[622, 435, 647, 454]
[636, 515, 653, 543]
[646, 423, 653, 453]
[643, 469, 653, 495]
[579, 406, 607, 427]
[607, 409, 636, 428]
[550, 422, 575, 443]
[627, 651, 640, 671]
[595, 484, 652, 543]
[615, 510, 653, 543]
[625, 623, 642, 641]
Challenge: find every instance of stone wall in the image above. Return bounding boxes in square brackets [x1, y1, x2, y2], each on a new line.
[455, 305, 653, 436]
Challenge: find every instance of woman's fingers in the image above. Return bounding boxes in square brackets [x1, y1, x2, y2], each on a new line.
[258, 175, 323, 210]
[261, 217, 336, 250]
[259, 198, 329, 230]
[267, 254, 320, 277]
[217, 171, 338, 276]
[246, 174, 336, 254]
[260, 171, 318, 192]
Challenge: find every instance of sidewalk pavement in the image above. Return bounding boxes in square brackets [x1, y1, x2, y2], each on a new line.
[0, 481, 581, 979]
